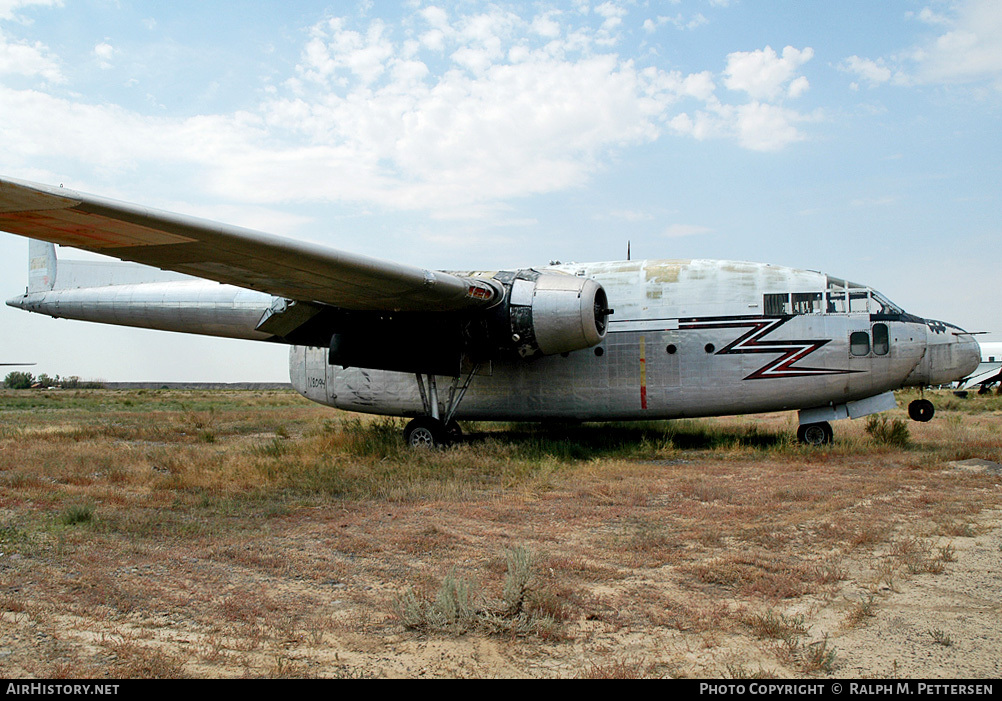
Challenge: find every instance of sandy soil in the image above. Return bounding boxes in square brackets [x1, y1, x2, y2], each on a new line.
[1, 398, 1000, 679]
[832, 508, 1001, 679]
[2, 485, 999, 679]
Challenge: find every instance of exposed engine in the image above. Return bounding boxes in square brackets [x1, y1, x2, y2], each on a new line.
[322, 269, 610, 375]
[493, 269, 611, 358]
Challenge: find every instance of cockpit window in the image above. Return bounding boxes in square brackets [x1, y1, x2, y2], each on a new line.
[827, 289, 847, 314]
[792, 292, 822, 314]
[764, 292, 824, 315]
[849, 290, 870, 313]
[764, 293, 791, 316]
[823, 277, 907, 317]
[871, 290, 904, 316]
[765, 282, 906, 318]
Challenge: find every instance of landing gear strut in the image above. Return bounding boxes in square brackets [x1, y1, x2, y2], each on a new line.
[405, 364, 481, 448]
[908, 398, 935, 422]
[797, 421, 833, 446]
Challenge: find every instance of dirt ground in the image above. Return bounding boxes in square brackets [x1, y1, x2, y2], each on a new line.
[1, 390, 1000, 679]
[832, 505, 1001, 679]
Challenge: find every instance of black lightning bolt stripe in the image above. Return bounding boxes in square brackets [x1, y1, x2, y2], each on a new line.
[680, 316, 857, 381]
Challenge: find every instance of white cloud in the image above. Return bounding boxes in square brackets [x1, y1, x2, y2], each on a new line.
[723, 45, 813, 101]
[0, 5, 820, 221]
[839, 55, 892, 88]
[595, 2, 626, 28]
[732, 101, 808, 151]
[531, 11, 562, 39]
[847, 0, 1002, 91]
[0, 33, 60, 82]
[299, 18, 395, 85]
[915, 0, 1002, 86]
[0, 1, 63, 82]
[668, 97, 814, 152]
[0, 0, 61, 21]
[93, 41, 114, 69]
[665, 44, 816, 151]
[913, 7, 951, 26]
[643, 13, 708, 32]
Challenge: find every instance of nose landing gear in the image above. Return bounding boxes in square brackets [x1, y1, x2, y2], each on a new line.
[908, 398, 935, 422]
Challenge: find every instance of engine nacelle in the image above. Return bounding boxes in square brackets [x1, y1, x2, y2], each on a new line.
[496, 270, 610, 358]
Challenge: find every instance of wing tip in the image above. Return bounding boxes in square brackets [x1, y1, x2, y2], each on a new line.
[0, 176, 81, 214]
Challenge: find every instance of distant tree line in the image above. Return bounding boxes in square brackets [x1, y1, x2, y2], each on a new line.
[3, 371, 105, 389]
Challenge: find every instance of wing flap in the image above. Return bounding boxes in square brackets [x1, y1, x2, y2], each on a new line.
[0, 177, 498, 312]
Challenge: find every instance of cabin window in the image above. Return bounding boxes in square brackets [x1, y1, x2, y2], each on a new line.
[849, 290, 870, 313]
[792, 292, 822, 314]
[764, 293, 791, 316]
[873, 323, 889, 356]
[850, 331, 870, 356]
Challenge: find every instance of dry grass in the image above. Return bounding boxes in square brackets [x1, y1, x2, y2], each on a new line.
[1, 388, 1000, 678]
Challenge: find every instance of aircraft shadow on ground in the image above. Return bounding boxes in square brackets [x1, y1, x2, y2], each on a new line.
[455, 421, 788, 456]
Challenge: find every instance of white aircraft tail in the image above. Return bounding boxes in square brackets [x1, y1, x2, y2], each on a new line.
[28, 240, 57, 293]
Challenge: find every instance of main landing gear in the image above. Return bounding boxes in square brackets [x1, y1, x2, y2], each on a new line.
[797, 421, 833, 446]
[403, 364, 480, 449]
[403, 416, 463, 449]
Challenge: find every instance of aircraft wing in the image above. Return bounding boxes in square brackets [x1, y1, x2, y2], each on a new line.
[959, 363, 1002, 388]
[0, 176, 497, 312]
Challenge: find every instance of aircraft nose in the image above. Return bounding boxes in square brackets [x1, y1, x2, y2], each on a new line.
[918, 322, 981, 386]
[957, 336, 981, 379]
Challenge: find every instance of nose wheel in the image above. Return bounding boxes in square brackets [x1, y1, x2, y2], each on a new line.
[908, 399, 935, 422]
[797, 421, 833, 446]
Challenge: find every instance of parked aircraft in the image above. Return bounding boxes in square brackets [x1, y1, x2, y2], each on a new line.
[958, 342, 1002, 394]
[0, 176, 981, 447]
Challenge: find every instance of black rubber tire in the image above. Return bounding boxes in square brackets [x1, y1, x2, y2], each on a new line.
[907, 399, 935, 423]
[797, 421, 833, 446]
[404, 417, 448, 449]
[444, 420, 463, 443]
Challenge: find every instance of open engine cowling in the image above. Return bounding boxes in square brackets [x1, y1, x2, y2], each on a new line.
[495, 270, 611, 358]
[320, 269, 610, 376]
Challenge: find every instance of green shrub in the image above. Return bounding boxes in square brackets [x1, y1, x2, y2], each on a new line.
[864, 415, 910, 446]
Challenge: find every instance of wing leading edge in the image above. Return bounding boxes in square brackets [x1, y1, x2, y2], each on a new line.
[0, 177, 499, 312]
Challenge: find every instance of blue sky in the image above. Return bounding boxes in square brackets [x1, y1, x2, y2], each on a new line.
[0, 0, 999, 381]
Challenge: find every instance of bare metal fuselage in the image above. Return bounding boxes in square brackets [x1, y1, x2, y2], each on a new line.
[289, 259, 978, 422]
[9, 254, 979, 425]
